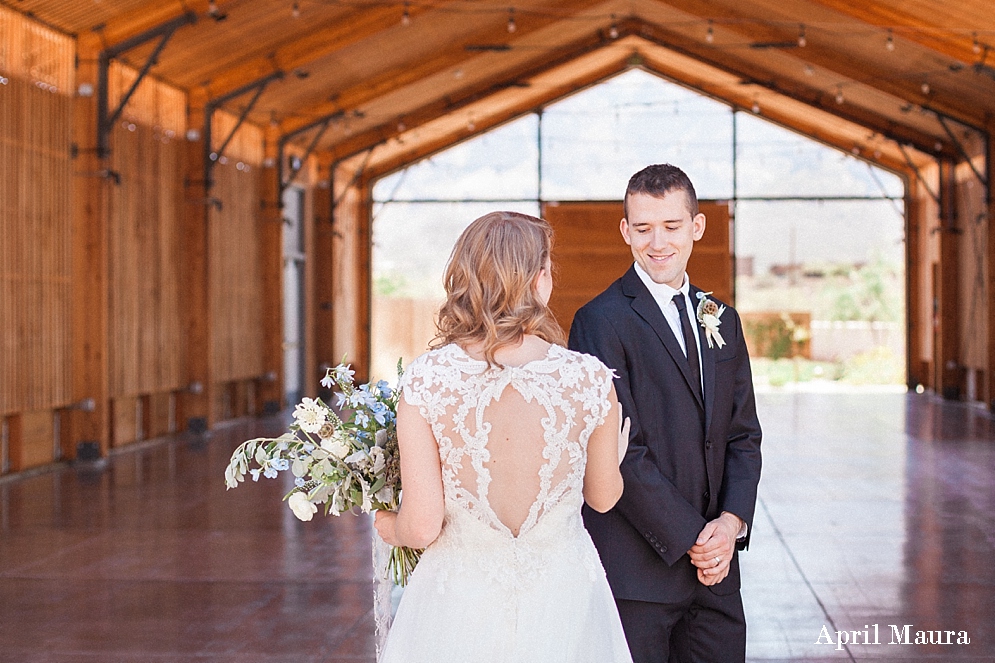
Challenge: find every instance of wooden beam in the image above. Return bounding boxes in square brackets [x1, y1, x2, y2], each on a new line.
[629, 21, 960, 160]
[78, 0, 201, 52]
[937, 159, 961, 399]
[278, 0, 609, 138]
[68, 45, 111, 459]
[180, 105, 213, 431]
[317, 27, 626, 164]
[188, 3, 435, 105]
[649, 0, 986, 131]
[988, 121, 995, 412]
[807, 0, 985, 69]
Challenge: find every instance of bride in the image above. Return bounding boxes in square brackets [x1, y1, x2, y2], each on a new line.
[373, 211, 633, 662]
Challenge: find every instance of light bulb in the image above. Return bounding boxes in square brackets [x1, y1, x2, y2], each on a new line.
[797, 25, 806, 47]
[208, 0, 218, 16]
[972, 35, 981, 55]
[609, 16, 619, 39]
[401, 3, 410, 26]
[886, 30, 894, 51]
[921, 81, 930, 95]
[507, 9, 516, 34]
[292, 2, 299, 18]
[705, 22, 714, 44]
[835, 87, 844, 104]
[751, 101, 760, 114]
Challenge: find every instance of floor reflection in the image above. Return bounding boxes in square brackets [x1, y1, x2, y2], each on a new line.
[1, 392, 993, 662]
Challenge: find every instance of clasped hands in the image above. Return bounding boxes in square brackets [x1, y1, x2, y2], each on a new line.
[688, 511, 742, 586]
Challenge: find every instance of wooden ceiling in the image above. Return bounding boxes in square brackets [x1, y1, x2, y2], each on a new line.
[8, 0, 995, 173]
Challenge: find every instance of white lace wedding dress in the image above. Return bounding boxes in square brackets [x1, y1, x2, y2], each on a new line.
[379, 343, 633, 663]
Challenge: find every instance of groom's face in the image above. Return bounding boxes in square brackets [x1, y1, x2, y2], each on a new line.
[620, 190, 706, 289]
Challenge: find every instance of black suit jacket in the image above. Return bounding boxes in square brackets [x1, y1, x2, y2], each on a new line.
[569, 265, 762, 604]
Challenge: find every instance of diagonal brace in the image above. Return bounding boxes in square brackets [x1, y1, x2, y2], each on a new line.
[96, 11, 197, 157]
[937, 116, 989, 187]
[203, 70, 284, 191]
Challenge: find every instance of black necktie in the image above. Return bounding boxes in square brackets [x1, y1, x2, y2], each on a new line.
[672, 293, 702, 400]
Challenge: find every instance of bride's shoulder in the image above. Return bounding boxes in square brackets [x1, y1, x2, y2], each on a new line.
[554, 346, 617, 380]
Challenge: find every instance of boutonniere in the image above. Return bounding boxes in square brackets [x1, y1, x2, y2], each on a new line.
[695, 291, 726, 349]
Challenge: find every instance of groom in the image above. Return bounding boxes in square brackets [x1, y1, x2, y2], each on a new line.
[569, 164, 762, 662]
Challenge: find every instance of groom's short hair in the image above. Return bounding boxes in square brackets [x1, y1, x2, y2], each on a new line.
[624, 164, 699, 218]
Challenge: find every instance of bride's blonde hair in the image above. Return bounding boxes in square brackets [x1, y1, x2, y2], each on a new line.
[432, 211, 565, 365]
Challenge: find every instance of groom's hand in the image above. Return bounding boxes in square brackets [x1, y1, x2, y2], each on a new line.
[688, 511, 742, 586]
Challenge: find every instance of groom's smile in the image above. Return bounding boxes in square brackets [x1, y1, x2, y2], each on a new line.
[620, 190, 706, 289]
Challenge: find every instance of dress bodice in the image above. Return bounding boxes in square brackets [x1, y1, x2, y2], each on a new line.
[399, 343, 615, 541]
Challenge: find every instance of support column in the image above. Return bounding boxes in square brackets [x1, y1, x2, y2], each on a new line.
[937, 160, 961, 400]
[314, 154, 337, 391]
[179, 105, 213, 432]
[905, 183, 923, 389]
[258, 127, 284, 414]
[987, 122, 995, 412]
[68, 43, 110, 459]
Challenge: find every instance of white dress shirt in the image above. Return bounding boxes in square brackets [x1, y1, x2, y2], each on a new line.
[633, 262, 703, 393]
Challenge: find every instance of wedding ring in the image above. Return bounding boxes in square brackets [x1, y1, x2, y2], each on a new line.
[714, 556, 721, 565]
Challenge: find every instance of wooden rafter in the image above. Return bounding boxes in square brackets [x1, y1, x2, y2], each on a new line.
[651, 0, 989, 129]
[277, 0, 611, 136]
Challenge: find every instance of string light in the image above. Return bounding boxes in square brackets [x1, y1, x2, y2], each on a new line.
[972, 33, 981, 55]
[803, 64, 815, 76]
[920, 79, 930, 95]
[751, 99, 760, 114]
[507, 8, 516, 34]
[797, 24, 806, 48]
[835, 85, 845, 104]
[401, 2, 411, 26]
[0, 76, 8, 85]
[292, 2, 300, 19]
[208, 0, 219, 16]
[886, 29, 894, 51]
[609, 15, 619, 40]
[705, 20, 714, 44]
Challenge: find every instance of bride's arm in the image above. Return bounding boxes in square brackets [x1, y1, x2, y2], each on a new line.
[373, 397, 444, 548]
[583, 384, 625, 513]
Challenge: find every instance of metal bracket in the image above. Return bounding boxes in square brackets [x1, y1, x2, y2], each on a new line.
[96, 11, 197, 158]
[203, 70, 284, 191]
[936, 115, 989, 187]
[278, 112, 340, 194]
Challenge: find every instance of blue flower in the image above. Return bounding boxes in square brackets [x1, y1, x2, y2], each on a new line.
[263, 466, 279, 479]
[335, 392, 347, 408]
[376, 380, 392, 399]
[303, 443, 314, 453]
[272, 458, 290, 471]
[333, 364, 356, 383]
[295, 477, 306, 487]
[355, 410, 370, 427]
[371, 402, 389, 426]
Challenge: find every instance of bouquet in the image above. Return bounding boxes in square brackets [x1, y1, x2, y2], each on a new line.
[223, 361, 421, 586]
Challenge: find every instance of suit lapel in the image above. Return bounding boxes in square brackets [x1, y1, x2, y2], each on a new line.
[692, 286, 716, 433]
[622, 267, 704, 411]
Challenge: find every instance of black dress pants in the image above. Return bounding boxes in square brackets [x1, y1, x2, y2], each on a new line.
[615, 583, 746, 663]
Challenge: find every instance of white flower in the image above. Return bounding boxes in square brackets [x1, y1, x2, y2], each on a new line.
[288, 491, 318, 521]
[320, 435, 351, 459]
[293, 398, 327, 434]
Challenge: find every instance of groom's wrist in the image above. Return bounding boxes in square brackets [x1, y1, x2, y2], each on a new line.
[720, 510, 747, 539]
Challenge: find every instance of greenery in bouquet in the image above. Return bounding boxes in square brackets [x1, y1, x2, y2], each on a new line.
[223, 361, 421, 585]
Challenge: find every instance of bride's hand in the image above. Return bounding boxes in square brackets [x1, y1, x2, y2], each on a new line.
[374, 510, 400, 546]
[617, 403, 630, 465]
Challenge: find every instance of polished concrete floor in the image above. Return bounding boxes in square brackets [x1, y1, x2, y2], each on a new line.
[1, 390, 993, 662]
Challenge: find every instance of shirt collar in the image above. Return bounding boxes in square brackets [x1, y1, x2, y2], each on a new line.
[633, 262, 689, 303]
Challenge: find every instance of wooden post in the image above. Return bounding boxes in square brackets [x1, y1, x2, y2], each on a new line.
[257, 126, 284, 415]
[937, 160, 961, 400]
[180, 104, 212, 432]
[313, 155, 336, 391]
[905, 180, 923, 389]
[68, 43, 111, 459]
[988, 122, 995, 413]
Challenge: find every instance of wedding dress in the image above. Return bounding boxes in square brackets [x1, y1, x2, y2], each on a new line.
[379, 343, 633, 663]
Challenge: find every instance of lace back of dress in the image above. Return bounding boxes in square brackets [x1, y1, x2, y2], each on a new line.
[403, 345, 612, 539]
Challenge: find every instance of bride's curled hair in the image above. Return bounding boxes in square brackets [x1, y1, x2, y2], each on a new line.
[433, 211, 565, 365]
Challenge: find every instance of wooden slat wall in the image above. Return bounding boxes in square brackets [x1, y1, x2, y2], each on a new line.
[0, 10, 74, 420]
[209, 162, 264, 385]
[107, 123, 186, 399]
[212, 110, 265, 166]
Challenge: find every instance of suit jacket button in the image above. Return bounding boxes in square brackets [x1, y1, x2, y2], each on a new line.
[703, 491, 710, 500]
[661, 546, 667, 552]
[705, 441, 712, 450]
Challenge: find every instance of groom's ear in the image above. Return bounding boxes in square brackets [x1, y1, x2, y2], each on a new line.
[619, 217, 632, 246]
[692, 212, 706, 241]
